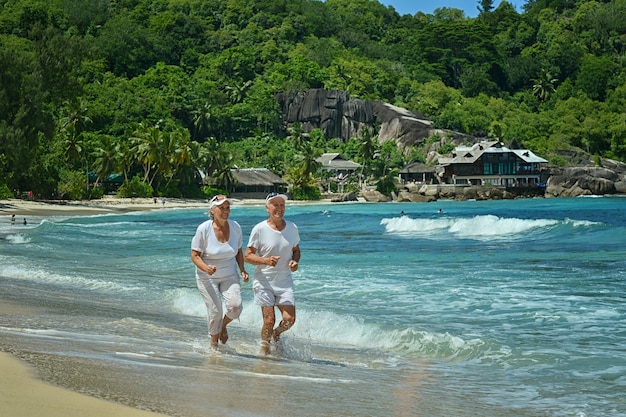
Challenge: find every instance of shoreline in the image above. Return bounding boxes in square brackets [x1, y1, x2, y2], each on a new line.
[0, 351, 168, 417]
[1, 196, 337, 219]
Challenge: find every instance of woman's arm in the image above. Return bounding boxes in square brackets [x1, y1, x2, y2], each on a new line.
[236, 248, 249, 282]
[191, 249, 216, 275]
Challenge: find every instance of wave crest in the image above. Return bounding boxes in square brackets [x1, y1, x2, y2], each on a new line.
[380, 215, 595, 240]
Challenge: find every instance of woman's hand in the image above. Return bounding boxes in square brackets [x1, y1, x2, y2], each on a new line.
[289, 260, 299, 272]
[266, 256, 280, 267]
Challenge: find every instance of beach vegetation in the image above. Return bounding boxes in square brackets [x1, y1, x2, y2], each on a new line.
[117, 176, 154, 199]
[1, 0, 626, 200]
[0, 184, 12, 199]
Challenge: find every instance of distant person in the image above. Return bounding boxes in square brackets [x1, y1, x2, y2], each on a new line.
[161, 197, 166, 207]
[10, 214, 15, 225]
[191, 195, 249, 350]
[244, 192, 300, 355]
[23, 218, 27, 225]
[153, 197, 157, 204]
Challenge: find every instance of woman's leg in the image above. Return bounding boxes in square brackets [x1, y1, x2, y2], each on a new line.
[273, 305, 296, 342]
[260, 306, 276, 354]
[196, 278, 224, 348]
[219, 280, 242, 344]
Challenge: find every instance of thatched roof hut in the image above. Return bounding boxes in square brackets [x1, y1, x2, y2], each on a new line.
[230, 168, 288, 195]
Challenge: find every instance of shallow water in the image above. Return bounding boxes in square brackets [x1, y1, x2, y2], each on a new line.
[1, 197, 625, 416]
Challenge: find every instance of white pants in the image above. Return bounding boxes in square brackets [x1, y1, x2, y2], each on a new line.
[196, 275, 242, 335]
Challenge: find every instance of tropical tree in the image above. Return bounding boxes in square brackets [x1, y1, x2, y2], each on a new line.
[287, 122, 309, 151]
[57, 100, 92, 168]
[199, 137, 236, 191]
[130, 123, 165, 186]
[192, 102, 214, 141]
[531, 69, 558, 102]
[358, 126, 378, 187]
[91, 134, 118, 186]
[285, 140, 322, 199]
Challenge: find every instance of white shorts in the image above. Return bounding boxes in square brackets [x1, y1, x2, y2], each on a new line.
[253, 286, 295, 307]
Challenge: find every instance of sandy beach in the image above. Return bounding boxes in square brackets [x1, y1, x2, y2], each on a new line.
[0, 196, 214, 217]
[0, 195, 334, 218]
[0, 352, 168, 417]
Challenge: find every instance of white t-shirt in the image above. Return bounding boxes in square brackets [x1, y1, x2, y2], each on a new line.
[247, 220, 300, 290]
[191, 219, 242, 279]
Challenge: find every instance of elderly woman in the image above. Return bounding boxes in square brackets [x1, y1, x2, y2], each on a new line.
[191, 195, 249, 349]
[244, 192, 300, 355]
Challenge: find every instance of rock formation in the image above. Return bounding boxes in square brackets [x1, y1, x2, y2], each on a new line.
[275, 88, 450, 149]
[545, 163, 626, 197]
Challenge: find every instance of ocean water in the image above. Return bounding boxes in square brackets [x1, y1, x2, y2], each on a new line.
[1, 197, 625, 417]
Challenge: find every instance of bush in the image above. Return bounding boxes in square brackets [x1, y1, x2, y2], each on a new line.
[57, 170, 88, 200]
[291, 186, 322, 201]
[117, 176, 154, 198]
[180, 184, 205, 199]
[201, 186, 228, 199]
[87, 186, 104, 200]
[0, 184, 13, 199]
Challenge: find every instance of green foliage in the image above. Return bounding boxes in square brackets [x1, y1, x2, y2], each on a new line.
[57, 169, 88, 200]
[290, 186, 322, 201]
[117, 176, 154, 198]
[1, 0, 626, 202]
[0, 184, 13, 199]
[437, 143, 455, 155]
[201, 186, 228, 199]
[86, 186, 104, 200]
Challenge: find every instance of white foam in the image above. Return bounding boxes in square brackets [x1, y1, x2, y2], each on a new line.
[381, 214, 566, 240]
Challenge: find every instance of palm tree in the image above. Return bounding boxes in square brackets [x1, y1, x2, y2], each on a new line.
[58, 101, 92, 168]
[91, 135, 118, 186]
[358, 127, 378, 188]
[198, 137, 236, 191]
[225, 80, 252, 104]
[285, 141, 322, 191]
[130, 123, 164, 186]
[115, 140, 133, 183]
[163, 128, 195, 190]
[192, 102, 213, 140]
[532, 70, 558, 102]
[287, 122, 309, 151]
[211, 151, 237, 192]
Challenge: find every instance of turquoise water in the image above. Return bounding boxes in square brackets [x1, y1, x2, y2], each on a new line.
[1, 197, 625, 416]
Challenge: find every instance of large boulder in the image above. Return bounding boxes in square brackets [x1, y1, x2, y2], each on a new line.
[329, 192, 359, 202]
[361, 190, 391, 202]
[275, 88, 440, 148]
[397, 190, 436, 202]
[546, 166, 622, 197]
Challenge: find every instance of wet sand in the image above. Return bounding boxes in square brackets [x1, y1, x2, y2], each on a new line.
[0, 352, 169, 417]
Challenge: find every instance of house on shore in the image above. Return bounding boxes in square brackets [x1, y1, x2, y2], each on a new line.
[229, 168, 288, 198]
[316, 153, 361, 192]
[437, 141, 548, 187]
[400, 162, 438, 184]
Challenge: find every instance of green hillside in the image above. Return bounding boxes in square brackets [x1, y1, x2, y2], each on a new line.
[1, 0, 625, 199]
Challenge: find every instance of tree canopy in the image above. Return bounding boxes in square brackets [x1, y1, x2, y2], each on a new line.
[1, 0, 625, 199]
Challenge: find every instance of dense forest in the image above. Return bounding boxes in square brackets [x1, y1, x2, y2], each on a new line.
[1, 0, 625, 200]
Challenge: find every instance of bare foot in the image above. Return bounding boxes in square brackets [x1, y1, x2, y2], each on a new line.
[260, 340, 270, 355]
[219, 327, 229, 344]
